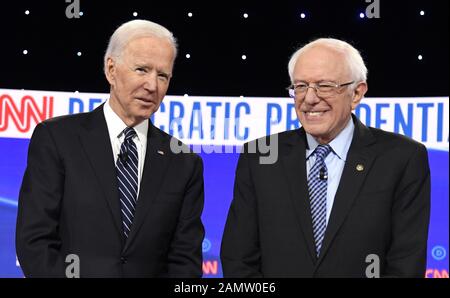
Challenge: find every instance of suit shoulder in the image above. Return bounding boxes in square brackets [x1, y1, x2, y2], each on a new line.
[40, 112, 90, 130]
[30, 112, 93, 142]
[368, 126, 425, 151]
[246, 129, 298, 146]
[243, 129, 299, 154]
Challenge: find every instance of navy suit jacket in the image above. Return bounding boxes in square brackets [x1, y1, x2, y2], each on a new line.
[221, 115, 430, 277]
[16, 104, 205, 277]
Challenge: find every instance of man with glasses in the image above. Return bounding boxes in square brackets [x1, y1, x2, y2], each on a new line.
[221, 38, 430, 277]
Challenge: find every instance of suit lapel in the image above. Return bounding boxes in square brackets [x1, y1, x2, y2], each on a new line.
[316, 116, 376, 267]
[281, 128, 318, 263]
[124, 121, 172, 251]
[78, 105, 124, 241]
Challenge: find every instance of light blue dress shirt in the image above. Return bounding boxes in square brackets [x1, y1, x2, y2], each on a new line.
[306, 118, 355, 224]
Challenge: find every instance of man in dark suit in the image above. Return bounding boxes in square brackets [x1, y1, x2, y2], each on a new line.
[16, 19, 205, 277]
[221, 38, 430, 277]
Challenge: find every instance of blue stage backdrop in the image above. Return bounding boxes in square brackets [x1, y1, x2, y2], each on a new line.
[0, 88, 448, 277]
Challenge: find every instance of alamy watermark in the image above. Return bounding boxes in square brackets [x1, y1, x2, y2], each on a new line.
[168, 118, 279, 164]
[365, 0, 381, 19]
[65, 254, 80, 278]
[65, 0, 80, 19]
[365, 254, 380, 278]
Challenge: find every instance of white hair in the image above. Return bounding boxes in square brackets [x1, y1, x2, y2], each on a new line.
[287, 38, 368, 83]
[104, 19, 178, 73]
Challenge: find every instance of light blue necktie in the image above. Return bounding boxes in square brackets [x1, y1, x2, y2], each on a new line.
[308, 144, 332, 257]
[116, 127, 139, 238]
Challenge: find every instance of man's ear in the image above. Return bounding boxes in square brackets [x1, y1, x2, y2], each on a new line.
[105, 57, 116, 87]
[351, 81, 368, 110]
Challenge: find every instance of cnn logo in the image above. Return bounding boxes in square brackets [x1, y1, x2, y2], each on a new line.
[0, 93, 53, 134]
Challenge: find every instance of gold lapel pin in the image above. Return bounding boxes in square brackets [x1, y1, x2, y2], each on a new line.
[157, 150, 165, 155]
[356, 164, 364, 172]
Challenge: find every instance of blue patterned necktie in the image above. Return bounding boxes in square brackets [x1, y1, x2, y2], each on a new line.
[116, 127, 139, 238]
[308, 144, 332, 257]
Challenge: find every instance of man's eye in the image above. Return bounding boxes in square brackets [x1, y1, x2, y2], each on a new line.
[158, 73, 169, 81]
[136, 68, 146, 73]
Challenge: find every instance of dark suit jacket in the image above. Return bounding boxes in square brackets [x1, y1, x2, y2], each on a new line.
[16, 104, 205, 277]
[221, 115, 430, 277]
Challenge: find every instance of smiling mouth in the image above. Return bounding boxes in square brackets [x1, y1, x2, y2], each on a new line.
[304, 111, 327, 116]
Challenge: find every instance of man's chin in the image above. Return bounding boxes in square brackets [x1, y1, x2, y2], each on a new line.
[135, 103, 158, 117]
[302, 124, 327, 137]
[132, 109, 156, 123]
[138, 111, 154, 121]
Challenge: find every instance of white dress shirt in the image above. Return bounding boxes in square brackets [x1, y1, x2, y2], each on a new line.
[103, 100, 148, 197]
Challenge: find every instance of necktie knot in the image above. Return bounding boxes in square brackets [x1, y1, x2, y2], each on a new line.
[314, 144, 332, 162]
[123, 127, 136, 142]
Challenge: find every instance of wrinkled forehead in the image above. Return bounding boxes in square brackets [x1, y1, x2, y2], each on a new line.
[123, 36, 175, 56]
[120, 36, 176, 70]
[293, 45, 351, 81]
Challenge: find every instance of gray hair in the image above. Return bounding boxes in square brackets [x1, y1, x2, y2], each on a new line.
[288, 38, 368, 83]
[104, 19, 178, 73]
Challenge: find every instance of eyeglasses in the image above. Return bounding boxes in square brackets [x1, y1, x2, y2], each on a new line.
[287, 81, 355, 99]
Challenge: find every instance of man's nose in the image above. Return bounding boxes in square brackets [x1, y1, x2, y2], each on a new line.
[143, 73, 158, 92]
[303, 86, 320, 104]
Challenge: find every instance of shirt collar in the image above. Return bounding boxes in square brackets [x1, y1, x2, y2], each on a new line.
[306, 117, 355, 161]
[133, 117, 149, 142]
[103, 99, 149, 141]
